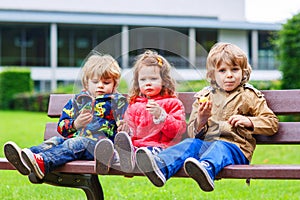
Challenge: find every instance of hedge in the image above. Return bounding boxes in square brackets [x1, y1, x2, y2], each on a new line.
[12, 93, 50, 112]
[0, 68, 33, 109]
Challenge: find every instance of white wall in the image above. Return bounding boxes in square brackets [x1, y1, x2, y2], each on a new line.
[218, 29, 249, 56]
[0, 0, 245, 21]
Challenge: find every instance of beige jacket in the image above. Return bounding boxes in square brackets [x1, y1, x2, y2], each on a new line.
[187, 84, 279, 161]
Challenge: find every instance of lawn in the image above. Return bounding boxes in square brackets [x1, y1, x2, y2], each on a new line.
[1, 110, 300, 200]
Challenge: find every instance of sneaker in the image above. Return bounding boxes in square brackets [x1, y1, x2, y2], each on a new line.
[114, 131, 135, 173]
[184, 157, 214, 192]
[21, 148, 45, 180]
[3, 141, 31, 175]
[135, 147, 166, 187]
[94, 139, 114, 175]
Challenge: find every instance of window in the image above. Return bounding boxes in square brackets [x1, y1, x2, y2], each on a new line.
[258, 31, 278, 70]
[58, 25, 121, 67]
[0, 24, 49, 66]
[129, 27, 189, 68]
[196, 29, 217, 69]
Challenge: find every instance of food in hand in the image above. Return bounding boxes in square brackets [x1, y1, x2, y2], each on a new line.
[146, 99, 154, 109]
[198, 96, 209, 103]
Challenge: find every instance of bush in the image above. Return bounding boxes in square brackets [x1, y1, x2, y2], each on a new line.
[177, 79, 209, 92]
[0, 68, 33, 109]
[54, 78, 129, 94]
[55, 83, 77, 94]
[177, 80, 280, 92]
[275, 12, 300, 89]
[249, 80, 281, 90]
[12, 93, 50, 112]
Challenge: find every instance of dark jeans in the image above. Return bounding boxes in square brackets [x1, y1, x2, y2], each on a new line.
[30, 136, 97, 174]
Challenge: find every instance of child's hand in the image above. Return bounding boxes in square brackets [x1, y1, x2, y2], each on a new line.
[117, 120, 130, 132]
[196, 101, 212, 129]
[146, 100, 163, 119]
[73, 110, 93, 129]
[228, 115, 253, 128]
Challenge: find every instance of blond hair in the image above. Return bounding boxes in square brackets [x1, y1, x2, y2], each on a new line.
[129, 50, 176, 102]
[206, 42, 252, 85]
[81, 54, 121, 92]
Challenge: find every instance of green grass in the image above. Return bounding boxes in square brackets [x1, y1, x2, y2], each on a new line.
[1, 111, 300, 200]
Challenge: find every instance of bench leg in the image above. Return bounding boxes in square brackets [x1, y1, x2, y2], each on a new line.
[28, 172, 103, 200]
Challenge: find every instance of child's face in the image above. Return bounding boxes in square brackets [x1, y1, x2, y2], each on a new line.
[138, 65, 162, 98]
[87, 75, 115, 97]
[214, 63, 243, 92]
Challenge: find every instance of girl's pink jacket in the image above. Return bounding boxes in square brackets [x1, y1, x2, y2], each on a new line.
[124, 95, 186, 149]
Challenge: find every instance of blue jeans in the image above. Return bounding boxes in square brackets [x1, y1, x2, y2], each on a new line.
[30, 136, 97, 174]
[157, 138, 249, 180]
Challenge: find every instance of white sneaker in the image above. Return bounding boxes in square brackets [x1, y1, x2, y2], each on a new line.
[94, 139, 114, 175]
[135, 147, 166, 187]
[184, 157, 214, 192]
[4, 141, 31, 175]
[114, 131, 135, 173]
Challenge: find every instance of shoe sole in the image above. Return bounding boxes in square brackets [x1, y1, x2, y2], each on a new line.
[136, 148, 165, 187]
[21, 149, 44, 180]
[4, 142, 30, 175]
[114, 132, 134, 173]
[94, 139, 114, 175]
[184, 159, 214, 192]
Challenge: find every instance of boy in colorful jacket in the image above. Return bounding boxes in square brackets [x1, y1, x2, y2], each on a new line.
[4, 53, 128, 179]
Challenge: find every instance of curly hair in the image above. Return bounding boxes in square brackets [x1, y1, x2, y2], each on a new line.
[81, 53, 121, 93]
[129, 50, 176, 102]
[206, 42, 252, 86]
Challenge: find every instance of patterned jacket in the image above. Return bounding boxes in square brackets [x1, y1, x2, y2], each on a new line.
[57, 91, 128, 142]
[125, 95, 186, 148]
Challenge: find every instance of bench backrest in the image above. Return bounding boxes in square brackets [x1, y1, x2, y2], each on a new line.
[45, 90, 300, 144]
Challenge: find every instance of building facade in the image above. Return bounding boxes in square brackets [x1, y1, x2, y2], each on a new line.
[0, 0, 282, 92]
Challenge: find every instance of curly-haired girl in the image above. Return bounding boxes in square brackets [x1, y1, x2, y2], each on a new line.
[97, 50, 186, 173]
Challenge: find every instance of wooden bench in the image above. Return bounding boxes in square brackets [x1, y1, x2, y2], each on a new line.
[1, 90, 300, 200]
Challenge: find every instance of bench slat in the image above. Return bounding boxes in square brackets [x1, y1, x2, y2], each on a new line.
[52, 161, 300, 180]
[255, 122, 300, 144]
[216, 164, 300, 179]
[47, 90, 300, 117]
[48, 94, 74, 118]
[45, 122, 300, 144]
[0, 158, 15, 170]
[262, 90, 300, 114]
[44, 123, 61, 140]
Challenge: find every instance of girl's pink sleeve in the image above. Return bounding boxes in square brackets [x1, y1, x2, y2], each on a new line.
[161, 99, 186, 139]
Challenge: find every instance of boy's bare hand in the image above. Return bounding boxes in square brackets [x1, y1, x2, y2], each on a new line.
[197, 101, 212, 129]
[74, 111, 93, 129]
[117, 120, 130, 132]
[228, 115, 253, 128]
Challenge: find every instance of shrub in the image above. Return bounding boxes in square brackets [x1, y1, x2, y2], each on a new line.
[0, 68, 33, 109]
[275, 12, 300, 89]
[249, 80, 281, 90]
[12, 93, 50, 112]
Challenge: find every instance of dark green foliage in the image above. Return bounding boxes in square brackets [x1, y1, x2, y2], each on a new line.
[249, 80, 281, 90]
[0, 68, 33, 109]
[55, 83, 76, 94]
[276, 13, 300, 89]
[12, 93, 50, 112]
[177, 79, 209, 92]
[178, 80, 280, 92]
